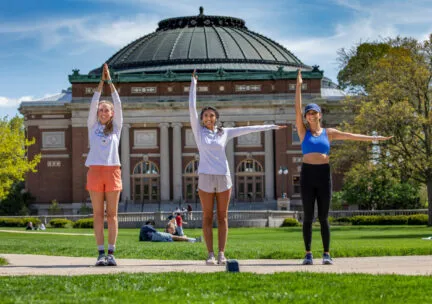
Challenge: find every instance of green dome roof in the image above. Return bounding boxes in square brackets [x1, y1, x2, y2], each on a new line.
[91, 7, 310, 75]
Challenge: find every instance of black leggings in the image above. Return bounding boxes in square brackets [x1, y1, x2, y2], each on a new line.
[300, 163, 332, 252]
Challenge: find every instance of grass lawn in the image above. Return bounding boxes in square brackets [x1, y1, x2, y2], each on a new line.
[1, 272, 432, 304]
[0, 226, 431, 259]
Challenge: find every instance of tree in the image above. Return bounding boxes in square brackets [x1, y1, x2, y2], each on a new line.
[0, 116, 40, 200]
[0, 182, 35, 215]
[340, 163, 422, 210]
[335, 35, 432, 224]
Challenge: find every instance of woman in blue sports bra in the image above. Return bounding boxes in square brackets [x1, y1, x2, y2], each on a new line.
[295, 70, 392, 265]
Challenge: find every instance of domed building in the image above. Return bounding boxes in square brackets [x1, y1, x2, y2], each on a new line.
[20, 8, 345, 214]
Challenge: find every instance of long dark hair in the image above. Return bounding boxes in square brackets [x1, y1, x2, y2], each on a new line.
[200, 106, 224, 135]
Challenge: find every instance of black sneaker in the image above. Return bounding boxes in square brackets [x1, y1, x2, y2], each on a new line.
[95, 254, 107, 266]
[322, 253, 334, 265]
[106, 254, 117, 266]
[302, 253, 313, 265]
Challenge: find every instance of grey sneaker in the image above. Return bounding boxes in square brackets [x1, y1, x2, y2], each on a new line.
[302, 253, 313, 265]
[106, 254, 117, 266]
[217, 252, 227, 265]
[195, 236, 202, 243]
[322, 253, 333, 265]
[95, 254, 107, 266]
[205, 253, 217, 265]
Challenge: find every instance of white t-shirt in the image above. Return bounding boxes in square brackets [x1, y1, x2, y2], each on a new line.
[85, 90, 123, 167]
[189, 77, 278, 176]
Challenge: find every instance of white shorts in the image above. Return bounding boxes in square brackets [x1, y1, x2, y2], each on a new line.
[198, 174, 232, 193]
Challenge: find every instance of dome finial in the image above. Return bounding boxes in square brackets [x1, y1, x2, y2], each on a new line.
[199, 6, 204, 16]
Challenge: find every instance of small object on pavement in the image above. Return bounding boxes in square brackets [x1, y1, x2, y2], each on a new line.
[226, 259, 240, 272]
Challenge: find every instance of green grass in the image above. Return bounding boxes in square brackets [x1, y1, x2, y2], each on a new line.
[1, 272, 432, 303]
[1, 226, 431, 259]
[0, 257, 7, 265]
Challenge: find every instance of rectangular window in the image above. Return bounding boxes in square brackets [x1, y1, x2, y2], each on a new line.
[85, 87, 97, 94]
[235, 85, 262, 92]
[292, 157, 302, 163]
[198, 86, 209, 92]
[292, 127, 301, 145]
[293, 176, 301, 194]
[289, 84, 296, 91]
[131, 87, 157, 94]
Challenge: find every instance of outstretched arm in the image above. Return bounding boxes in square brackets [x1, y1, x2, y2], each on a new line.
[104, 64, 123, 132]
[294, 69, 306, 141]
[327, 128, 393, 142]
[189, 70, 200, 139]
[226, 125, 286, 141]
[87, 74, 105, 128]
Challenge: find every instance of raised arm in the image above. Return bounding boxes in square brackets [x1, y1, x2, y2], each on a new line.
[327, 128, 393, 142]
[188, 71, 200, 139]
[104, 64, 123, 131]
[294, 69, 306, 141]
[226, 125, 286, 141]
[87, 78, 104, 129]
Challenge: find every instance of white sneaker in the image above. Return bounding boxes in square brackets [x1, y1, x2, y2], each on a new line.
[217, 252, 227, 265]
[205, 253, 217, 265]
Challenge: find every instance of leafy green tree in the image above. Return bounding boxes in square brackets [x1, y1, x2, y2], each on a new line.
[0, 116, 40, 200]
[335, 35, 432, 224]
[0, 182, 35, 215]
[340, 163, 422, 210]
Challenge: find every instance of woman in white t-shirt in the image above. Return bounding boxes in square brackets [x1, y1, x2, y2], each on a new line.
[189, 70, 286, 265]
[85, 63, 123, 267]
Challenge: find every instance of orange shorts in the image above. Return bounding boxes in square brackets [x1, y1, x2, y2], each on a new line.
[86, 166, 122, 192]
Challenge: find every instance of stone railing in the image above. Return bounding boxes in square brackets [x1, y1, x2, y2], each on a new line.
[3, 209, 427, 228]
[3, 211, 298, 228]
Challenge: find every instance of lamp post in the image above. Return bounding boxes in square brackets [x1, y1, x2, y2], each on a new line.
[278, 166, 289, 198]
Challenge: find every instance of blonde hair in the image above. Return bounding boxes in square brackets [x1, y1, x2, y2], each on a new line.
[165, 222, 176, 233]
[98, 100, 114, 136]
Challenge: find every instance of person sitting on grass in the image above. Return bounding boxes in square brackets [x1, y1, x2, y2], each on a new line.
[139, 220, 201, 243]
[26, 221, 34, 230]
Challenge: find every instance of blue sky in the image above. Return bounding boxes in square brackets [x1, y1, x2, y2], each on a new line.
[1, 0, 431, 118]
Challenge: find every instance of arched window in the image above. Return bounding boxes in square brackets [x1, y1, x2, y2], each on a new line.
[236, 159, 264, 202]
[183, 159, 199, 203]
[131, 161, 160, 203]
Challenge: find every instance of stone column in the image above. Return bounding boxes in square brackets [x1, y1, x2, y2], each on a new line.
[172, 123, 183, 203]
[264, 121, 275, 200]
[159, 123, 170, 201]
[224, 122, 236, 200]
[121, 124, 131, 202]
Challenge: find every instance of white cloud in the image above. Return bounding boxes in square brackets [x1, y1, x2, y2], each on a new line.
[275, 1, 432, 82]
[0, 14, 159, 51]
[0, 96, 33, 108]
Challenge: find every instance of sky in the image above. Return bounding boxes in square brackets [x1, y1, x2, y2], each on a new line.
[1, 0, 431, 118]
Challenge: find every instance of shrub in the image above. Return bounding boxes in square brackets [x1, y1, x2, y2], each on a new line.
[0, 218, 24, 227]
[22, 217, 41, 226]
[73, 218, 93, 228]
[350, 215, 408, 225]
[281, 218, 301, 227]
[407, 214, 428, 225]
[334, 217, 352, 224]
[49, 218, 72, 228]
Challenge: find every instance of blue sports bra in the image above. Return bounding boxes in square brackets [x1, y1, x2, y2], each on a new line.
[301, 128, 330, 155]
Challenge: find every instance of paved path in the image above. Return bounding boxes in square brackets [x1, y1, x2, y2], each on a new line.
[1, 254, 431, 276]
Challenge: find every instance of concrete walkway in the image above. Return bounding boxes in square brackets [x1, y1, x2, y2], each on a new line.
[1, 254, 431, 276]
